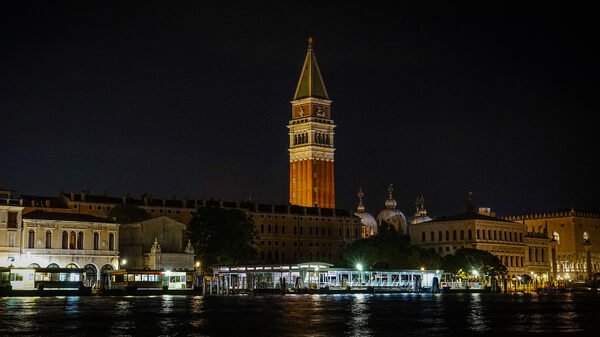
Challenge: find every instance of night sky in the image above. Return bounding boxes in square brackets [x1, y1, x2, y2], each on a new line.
[1, 2, 597, 218]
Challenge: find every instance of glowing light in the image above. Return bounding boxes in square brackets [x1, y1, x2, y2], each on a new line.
[195, 261, 200, 268]
[420, 266, 425, 271]
[165, 270, 172, 276]
[356, 263, 363, 271]
[471, 270, 479, 277]
[121, 259, 127, 266]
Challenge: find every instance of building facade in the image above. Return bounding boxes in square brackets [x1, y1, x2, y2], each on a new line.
[409, 208, 551, 280]
[20, 210, 118, 286]
[288, 37, 336, 208]
[119, 216, 194, 271]
[505, 209, 600, 281]
[1, 189, 25, 268]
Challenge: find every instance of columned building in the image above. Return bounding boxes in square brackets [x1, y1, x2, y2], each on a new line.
[20, 211, 119, 287]
[288, 37, 336, 208]
[505, 209, 600, 281]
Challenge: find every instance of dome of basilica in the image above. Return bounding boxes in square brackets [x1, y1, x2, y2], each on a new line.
[354, 188, 378, 237]
[376, 184, 407, 235]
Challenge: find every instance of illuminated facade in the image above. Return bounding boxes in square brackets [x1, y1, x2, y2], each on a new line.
[14, 210, 118, 287]
[288, 37, 336, 208]
[505, 209, 600, 281]
[0, 189, 25, 268]
[410, 207, 551, 280]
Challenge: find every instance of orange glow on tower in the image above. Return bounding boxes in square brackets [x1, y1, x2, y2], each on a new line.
[288, 37, 336, 208]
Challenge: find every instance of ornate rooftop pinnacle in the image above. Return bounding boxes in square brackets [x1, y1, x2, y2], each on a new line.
[415, 195, 427, 216]
[357, 187, 365, 213]
[385, 184, 397, 209]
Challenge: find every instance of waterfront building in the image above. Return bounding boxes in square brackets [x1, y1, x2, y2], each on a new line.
[235, 201, 361, 265]
[119, 215, 194, 271]
[409, 202, 551, 280]
[505, 209, 600, 281]
[20, 192, 362, 265]
[19, 210, 118, 286]
[0, 189, 25, 268]
[288, 37, 336, 208]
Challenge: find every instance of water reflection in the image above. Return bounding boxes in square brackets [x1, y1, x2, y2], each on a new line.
[110, 299, 134, 335]
[348, 294, 372, 337]
[188, 296, 206, 330]
[3, 297, 40, 334]
[1, 293, 598, 336]
[466, 293, 489, 333]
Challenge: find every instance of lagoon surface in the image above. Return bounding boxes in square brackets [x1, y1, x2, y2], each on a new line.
[1, 293, 598, 336]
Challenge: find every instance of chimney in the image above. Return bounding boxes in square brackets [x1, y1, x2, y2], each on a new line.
[122, 195, 127, 205]
[45, 199, 50, 208]
[70, 192, 75, 200]
[143, 193, 149, 206]
[81, 190, 86, 202]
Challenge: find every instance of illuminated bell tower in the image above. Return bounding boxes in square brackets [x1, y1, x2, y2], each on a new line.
[288, 37, 336, 208]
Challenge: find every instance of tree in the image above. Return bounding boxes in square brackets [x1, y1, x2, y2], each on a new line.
[441, 248, 508, 277]
[107, 204, 150, 223]
[343, 223, 442, 270]
[187, 206, 258, 272]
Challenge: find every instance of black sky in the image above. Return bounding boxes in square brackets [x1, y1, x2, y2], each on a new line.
[1, 2, 597, 218]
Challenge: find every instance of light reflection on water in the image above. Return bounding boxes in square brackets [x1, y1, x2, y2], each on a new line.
[466, 293, 489, 333]
[1, 293, 598, 336]
[348, 294, 371, 337]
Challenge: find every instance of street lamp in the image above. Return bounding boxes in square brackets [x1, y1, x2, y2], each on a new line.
[356, 263, 363, 286]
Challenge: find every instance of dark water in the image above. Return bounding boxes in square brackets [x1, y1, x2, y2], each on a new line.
[1, 293, 598, 336]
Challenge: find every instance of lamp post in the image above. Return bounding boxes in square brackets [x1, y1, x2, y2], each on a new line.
[195, 261, 202, 290]
[356, 263, 363, 286]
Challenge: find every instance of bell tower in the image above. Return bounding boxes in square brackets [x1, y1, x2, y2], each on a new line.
[288, 37, 336, 208]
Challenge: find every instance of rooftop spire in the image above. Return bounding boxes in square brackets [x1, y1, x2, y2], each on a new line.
[357, 187, 365, 213]
[385, 184, 397, 209]
[415, 195, 427, 216]
[293, 37, 329, 100]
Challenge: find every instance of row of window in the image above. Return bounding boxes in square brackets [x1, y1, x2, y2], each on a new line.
[27, 230, 115, 251]
[421, 229, 524, 243]
[259, 224, 359, 238]
[259, 240, 341, 248]
[71, 204, 182, 215]
[254, 214, 352, 223]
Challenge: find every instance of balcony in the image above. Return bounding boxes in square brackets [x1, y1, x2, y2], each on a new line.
[22, 248, 118, 256]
